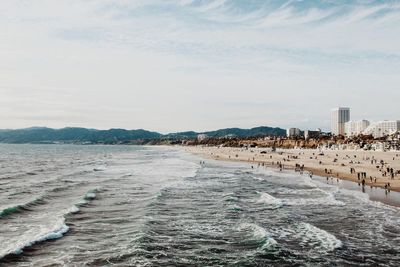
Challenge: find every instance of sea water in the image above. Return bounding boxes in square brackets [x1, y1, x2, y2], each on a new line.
[0, 144, 399, 266]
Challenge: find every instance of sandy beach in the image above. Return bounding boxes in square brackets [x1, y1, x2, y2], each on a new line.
[186, 146, 400, 192]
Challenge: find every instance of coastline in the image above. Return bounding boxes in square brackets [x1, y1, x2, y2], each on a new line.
[185, 146, 400, 206]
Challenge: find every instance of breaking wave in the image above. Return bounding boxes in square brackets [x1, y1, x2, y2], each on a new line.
[0, 188, 99, 260]
[283, 194, 345, 207]
[256, 192, 284, 209]
[238, 223, 278, 249]
[0, 218, 69, 259]
[0, 196, 46, 218]
[295, 222, 342, 252]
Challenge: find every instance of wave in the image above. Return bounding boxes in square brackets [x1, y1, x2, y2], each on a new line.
[302, 176, 317, 188]
[0, 188, 98, 259]
[0, 185, 80, 218]
[256, 192, 284, 209]
[274, 188, 346, 207]
[254, 168, 317, 189]
[0, 220, 69, 259]
[338, 188, 400, 212]
[0, 196, 46, 218]
[295, 222, 342, 252]
[0, 206, 24, 217]
[282, 194, 345, 207]
[84, 192, 96, 201]
[73, 188, 99, 209]
[251, 175, 264, 181]
[238, 223, 278, 249]
[0, 218, 70, 259]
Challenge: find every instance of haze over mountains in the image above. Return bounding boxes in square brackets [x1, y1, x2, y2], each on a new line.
[0, 126, 285, 144]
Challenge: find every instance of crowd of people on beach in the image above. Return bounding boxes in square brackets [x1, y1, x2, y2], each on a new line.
[203, 146, 399, 194]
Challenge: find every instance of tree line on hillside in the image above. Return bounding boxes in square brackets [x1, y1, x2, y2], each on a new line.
[0, 126, 286, 144]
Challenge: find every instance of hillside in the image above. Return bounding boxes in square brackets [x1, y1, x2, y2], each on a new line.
[0, 126, 286, 144]
[0, 127, 162, 144]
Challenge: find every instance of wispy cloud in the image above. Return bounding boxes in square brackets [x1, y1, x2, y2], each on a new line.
[0, 0, 399, 131]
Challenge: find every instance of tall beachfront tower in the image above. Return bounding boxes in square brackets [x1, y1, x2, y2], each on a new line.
[331, 107, 350, 136]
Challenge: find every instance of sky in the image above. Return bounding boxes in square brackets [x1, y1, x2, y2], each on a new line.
[0, 0, 399, 133]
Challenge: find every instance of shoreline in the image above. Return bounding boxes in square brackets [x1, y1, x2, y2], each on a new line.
[185, 146, 400, 207]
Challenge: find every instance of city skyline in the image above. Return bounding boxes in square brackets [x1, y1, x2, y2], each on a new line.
[1, 0, 400, 133]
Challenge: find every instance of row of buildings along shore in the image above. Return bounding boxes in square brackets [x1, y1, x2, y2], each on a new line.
[287, 107, 400, 140]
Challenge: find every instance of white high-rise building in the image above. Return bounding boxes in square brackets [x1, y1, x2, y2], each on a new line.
[363, 120, 400, 138]
[345, 120, 370, 136]
[331, 107, 350, 136]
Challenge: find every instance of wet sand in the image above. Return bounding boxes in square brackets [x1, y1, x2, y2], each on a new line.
[186, 146, 400, 207]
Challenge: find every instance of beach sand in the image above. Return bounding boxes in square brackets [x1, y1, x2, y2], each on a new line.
[186, 146, 400, 192]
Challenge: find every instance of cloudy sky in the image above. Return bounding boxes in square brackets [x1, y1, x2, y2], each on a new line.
[0, 0, 399, 133]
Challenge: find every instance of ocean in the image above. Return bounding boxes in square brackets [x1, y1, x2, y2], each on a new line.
[0, 144, 399, 266]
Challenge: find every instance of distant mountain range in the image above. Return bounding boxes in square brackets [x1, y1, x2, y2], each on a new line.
[0, 126, 286, 144]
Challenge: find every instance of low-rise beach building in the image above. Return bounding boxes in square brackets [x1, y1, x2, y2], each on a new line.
[363, 120, 400, 138]
[345, 120, 370, 136]
[286, 128, 301, 138]
[304, 129, 321, 140]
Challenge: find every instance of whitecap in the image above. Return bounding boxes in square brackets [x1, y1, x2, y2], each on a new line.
[84, 192, 96, 200]
[256, 192, 284, 209]
[0, 218, 69, 259]
[251, 176, 264, 181]
[295, 222, 342, 252]
[281, 189, 345, 207]
[238, 223, 278, 249]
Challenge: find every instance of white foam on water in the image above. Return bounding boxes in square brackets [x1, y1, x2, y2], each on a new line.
[295, 222, 342, 252]
[256, 192, 284, 209]
[252, 176, 264, 181]
[338, 187, 400, 212]
[68, 205, 80, 214]
[84, 192, 96, 200]
[302, 176, 318, 188]
[80, 188, 100, 203]
[305, 176, 399, 211]
[282, 192, 345, 207]
[273, 187, 345, 207]
[238, 223, 278, 248]
[254, 167, 317, 189]
[0, 218, 69, 259]
[133, 155, 201, 181]
[337, 187, 370, 202]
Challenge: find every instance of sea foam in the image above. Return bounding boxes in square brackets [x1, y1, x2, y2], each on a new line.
[238, 223, 278, 249]
[256, 192, 284, 209]
[295, 222, 342, 252]
[0, 218, 69, 259]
